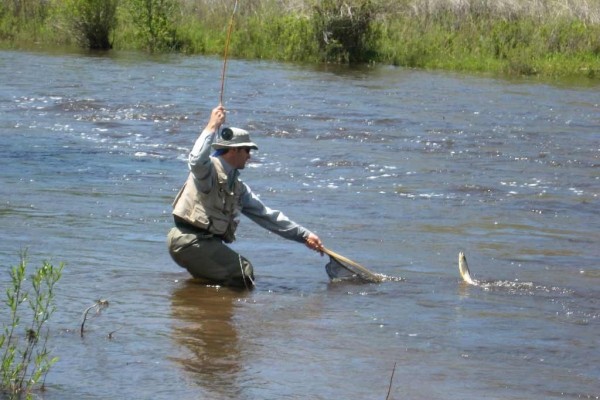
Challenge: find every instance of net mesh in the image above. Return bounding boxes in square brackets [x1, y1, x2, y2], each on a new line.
[326, 256, 358, 280]
[325, 254, 383, 283]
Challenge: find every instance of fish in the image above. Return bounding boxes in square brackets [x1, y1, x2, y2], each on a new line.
[458, 251, 476, 285]
[457, 252, 548, 293]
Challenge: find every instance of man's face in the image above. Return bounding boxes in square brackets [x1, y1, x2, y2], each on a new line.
[232, 147, 252, 169]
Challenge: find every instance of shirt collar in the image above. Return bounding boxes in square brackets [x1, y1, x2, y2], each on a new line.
[217, 156, 239, 190]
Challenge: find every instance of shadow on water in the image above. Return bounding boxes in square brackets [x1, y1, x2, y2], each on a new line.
[169, 281, 249, 398]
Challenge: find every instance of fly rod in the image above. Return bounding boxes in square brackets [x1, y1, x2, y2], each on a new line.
[219, 0, 239, 105]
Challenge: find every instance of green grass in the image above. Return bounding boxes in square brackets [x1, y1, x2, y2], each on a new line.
[373, 10, 600, 78]
[1, 0, 599, 79]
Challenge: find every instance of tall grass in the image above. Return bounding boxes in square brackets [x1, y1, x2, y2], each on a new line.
[0, 0, 54, 45]
[1, 0, 599, 78]
[374, 0, 600, 77]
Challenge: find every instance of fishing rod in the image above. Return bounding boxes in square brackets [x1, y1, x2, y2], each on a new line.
[219, 0, 239, 106]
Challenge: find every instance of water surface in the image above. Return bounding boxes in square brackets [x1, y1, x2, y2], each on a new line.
[0, 49, 598, 399]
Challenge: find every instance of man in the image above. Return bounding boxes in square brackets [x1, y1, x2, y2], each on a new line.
[167, 105, 323, 289]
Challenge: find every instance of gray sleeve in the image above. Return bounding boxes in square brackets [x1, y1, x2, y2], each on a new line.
[188, 129, 215, 192]
[240, 182, 311, 243]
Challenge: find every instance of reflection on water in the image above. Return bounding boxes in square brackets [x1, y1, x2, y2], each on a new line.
[170, 282, 248, 398]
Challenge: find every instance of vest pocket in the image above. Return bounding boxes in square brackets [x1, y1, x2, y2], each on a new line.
[190, 208, 211, 228]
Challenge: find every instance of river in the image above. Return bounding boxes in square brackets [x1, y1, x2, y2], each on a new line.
[0, 49, 598, 399]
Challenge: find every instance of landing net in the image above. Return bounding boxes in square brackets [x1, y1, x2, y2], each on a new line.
[323, 248, 384, 283]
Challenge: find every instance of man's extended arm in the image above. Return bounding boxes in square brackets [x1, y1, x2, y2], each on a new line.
[241, 183, 323, 251]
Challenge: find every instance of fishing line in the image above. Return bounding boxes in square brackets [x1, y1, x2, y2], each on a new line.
[219, 0, 239, 105]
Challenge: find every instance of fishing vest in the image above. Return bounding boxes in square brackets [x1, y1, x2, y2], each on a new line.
[172, 157, 242, 243]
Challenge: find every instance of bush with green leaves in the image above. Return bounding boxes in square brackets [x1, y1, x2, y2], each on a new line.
[125, 0, 181, 52]
[311, 0, 378, 63]
[1, 252, 63, 398]
[58, 0, 119, 49]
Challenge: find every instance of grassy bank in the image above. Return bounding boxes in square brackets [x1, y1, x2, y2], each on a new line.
[1, 0, 599, 79]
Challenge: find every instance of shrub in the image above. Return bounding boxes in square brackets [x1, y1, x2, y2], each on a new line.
[125, 0, 181, 52]
[59, 0, 119, 49]
[1, 252, 63, 398]
[311, 0, 378, 63]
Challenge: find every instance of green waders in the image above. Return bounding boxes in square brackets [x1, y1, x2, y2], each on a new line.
[167, 226, 255, 289]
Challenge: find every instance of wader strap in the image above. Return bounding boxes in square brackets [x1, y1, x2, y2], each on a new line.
[174, 216, 222, 240]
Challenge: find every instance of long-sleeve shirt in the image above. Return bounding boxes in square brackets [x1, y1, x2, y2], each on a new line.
[187, 128, 311, 243]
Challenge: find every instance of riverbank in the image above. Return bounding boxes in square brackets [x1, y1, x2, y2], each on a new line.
[1, 0, 599, 78]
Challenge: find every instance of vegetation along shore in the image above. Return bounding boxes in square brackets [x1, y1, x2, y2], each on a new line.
[1, 0, 599, 78]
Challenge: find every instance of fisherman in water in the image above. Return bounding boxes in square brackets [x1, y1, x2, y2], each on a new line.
[167, 105, 324, 289]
